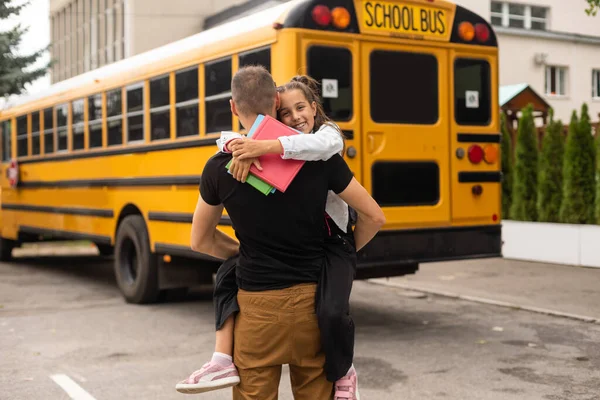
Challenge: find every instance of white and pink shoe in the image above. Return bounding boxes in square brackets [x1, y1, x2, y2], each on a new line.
[334, 367, 360, 400]
[176, 361, 240, 394]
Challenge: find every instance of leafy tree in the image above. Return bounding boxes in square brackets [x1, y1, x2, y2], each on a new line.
[500, 112, 513, 219]
[586, 0, 600, 16]
[510, 104, 538, 221]
[0, 0, 49, 98]
[560, 105, 596, 224]
[537, 109, 564, 222]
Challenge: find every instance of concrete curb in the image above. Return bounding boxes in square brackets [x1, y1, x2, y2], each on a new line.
[367, 278, 600, 324]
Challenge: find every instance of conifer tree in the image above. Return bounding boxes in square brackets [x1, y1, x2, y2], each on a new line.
[0, 0, 49, 98]
[560, 104, 596, 224]
[510, 104, 538, 221]
[537, 109, 564, 222]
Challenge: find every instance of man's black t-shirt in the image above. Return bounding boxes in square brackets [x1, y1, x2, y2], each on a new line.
[199, 151, 353, 291]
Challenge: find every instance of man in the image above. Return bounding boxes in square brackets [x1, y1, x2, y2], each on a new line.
[190, 65, 385, 399]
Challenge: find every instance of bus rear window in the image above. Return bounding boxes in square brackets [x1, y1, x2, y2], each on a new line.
[370, 51, 438, 124]
[307, 46, 353, 121]
[454, 58, 491, 126]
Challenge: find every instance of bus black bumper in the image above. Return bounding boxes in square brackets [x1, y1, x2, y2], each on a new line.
[355, 224, 502, 280]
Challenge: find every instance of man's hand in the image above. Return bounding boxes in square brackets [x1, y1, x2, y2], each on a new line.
[229, 157, 262, 183]
[230, 139, 283, 160]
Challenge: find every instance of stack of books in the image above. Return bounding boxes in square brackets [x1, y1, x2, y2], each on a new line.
[226, 115, 304, 195]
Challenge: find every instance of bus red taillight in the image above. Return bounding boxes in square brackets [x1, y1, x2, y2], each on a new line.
[312, 5, 332, 26]
[468, 145, 484, 164]
[475, 23, 490, 42]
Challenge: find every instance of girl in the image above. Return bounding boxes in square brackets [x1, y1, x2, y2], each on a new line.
[176, 76, 360, 400]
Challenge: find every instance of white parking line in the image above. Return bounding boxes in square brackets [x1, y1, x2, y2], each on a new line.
[50, 374, 97, 400]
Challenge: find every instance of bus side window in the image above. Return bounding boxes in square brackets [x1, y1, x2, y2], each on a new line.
[43, 108, 54, 154]
[126, 83, 145, 143]
[107, 88, 123, 146]
[239, 47, 271, 72]
[31, 111, 41, 156]
[56, 104, 69, 152]
[72, 99, 85, 151]
[149, 75, 170, 141]
[175, 66, 199, 138]
[88, 94, 103, 148]
[1, 120, 11, 161]
[205, 57, 232, 134]
[307, 46, 353, 122]
[16, 115, 28, 157]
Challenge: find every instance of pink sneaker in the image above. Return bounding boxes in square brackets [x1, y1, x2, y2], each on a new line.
[334, 369, 360, 400]
[175, 361, 240, 394]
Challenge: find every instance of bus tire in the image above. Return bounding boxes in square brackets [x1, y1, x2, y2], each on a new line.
[114, 215, 159, 304]
[0, 238, 15, 262]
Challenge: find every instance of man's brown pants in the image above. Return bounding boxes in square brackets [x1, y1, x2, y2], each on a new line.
[232, 283, 333, 400]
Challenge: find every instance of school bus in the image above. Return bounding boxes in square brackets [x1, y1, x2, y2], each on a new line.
[0, 0, 502, 303]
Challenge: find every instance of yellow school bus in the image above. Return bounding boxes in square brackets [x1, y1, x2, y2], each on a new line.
[0, 0, 501, 303]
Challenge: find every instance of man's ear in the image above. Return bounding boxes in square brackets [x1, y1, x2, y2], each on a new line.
[275, 92, 281, 111]
[230, 99, 239, 117]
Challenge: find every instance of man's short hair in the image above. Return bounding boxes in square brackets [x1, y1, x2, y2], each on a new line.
[231, 65, 276, 116]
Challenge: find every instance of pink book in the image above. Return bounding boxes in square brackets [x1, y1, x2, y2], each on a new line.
[248, 115, 305, 193]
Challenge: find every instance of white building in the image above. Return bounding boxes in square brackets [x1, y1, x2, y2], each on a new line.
[48, 0, 284, 83]
[456, 0, 600, 124]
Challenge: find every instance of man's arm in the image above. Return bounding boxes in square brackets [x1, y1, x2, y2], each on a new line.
[336, 178, 386, 251]
[190, 195, 239, 260]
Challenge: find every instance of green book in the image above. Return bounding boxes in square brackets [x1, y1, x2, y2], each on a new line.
[226, 159, 274, 195]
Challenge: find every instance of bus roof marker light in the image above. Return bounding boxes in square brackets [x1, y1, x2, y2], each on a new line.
[312, 5, 332, 26]
[331, 7, 351, 29]
[475, 23, 490, 42]
[458, 22, 475, 42]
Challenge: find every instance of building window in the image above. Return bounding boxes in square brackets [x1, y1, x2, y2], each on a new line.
[593, 69, 600, 99]
[491, 2, 548, 31]
[545, 66, 567, 96]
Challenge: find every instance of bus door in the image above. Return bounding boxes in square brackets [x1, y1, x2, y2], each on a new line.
[449, 51, 501, 225]
[360, 42, 451, 229]
[301, 38, 362, 182]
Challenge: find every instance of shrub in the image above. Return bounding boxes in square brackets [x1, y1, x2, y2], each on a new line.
[500, 112, 513, 219]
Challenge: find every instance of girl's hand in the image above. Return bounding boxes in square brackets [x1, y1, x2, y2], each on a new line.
[230, 139, 282, 160]
[229, 157, 262, 183]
